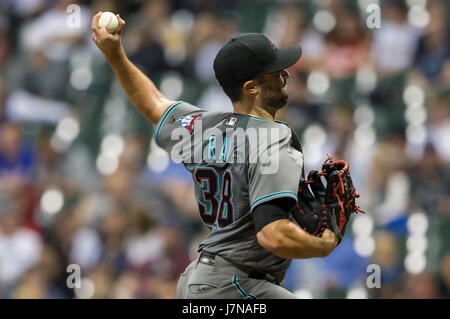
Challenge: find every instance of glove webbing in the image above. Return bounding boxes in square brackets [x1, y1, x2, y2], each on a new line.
[304, 154, 366, 218]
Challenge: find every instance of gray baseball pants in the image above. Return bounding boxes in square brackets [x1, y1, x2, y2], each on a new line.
[176, 253, 298, 299]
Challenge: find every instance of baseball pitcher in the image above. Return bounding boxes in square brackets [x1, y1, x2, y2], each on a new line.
[92, 12, 363, 299]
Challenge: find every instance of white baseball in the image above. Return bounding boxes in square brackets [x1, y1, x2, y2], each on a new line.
[98, 12, 119, 33]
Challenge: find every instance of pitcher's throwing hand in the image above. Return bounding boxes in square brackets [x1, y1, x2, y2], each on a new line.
[91, 11, 126, 59]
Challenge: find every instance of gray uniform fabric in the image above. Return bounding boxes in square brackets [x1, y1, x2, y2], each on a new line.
[156, 101, 304, 298]
[176, 254, 298, 299]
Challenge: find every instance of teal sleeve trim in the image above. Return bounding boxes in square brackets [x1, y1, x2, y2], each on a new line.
[154, 101, 185, 146]
[250, 191, 297, 211]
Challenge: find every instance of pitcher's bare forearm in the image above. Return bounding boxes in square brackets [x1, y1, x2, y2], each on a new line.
[257, 219, 337, 259]
[91, 11, 173, 125]
[105, 48, 174, 124]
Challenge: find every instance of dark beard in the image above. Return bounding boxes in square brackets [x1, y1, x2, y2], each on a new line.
[261, 87, 288, 110]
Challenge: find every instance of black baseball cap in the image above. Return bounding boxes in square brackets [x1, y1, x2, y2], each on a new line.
[213, 33, 302, 89]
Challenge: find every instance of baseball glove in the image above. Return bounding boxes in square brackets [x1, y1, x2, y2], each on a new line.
[291, 170, 341, 240]
[320, 154, 365, 239]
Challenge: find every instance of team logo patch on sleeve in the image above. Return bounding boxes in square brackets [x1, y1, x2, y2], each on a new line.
[178, 113, 203, 134]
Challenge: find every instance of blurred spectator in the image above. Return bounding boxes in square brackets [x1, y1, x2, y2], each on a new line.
[0, 194, 42, 297]
[17, 49, 69, 100]
[20, 0, 91, 62]
[372, 0, 421, 75]
[414, 0, 450, 81]
[322, 5, 370, 80]
[124, 1, 169, 76]
[0, 122, 35, 190]
[409, 144, 449, 216]
[366, 130, 411, 226]
[279, 70, 322, 134]
[372, 231, 402, 298]
[399, 272, 440, 298]
[125, 206, 165, 274]
[192, 12, 238, 82]
[73, 167, 137, 226]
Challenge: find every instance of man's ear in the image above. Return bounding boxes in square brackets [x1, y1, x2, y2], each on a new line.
[242, 80, 259, 96]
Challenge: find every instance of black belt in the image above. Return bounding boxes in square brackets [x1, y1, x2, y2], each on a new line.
[198, 251, 281, 285]
[198, 251, 216, 266]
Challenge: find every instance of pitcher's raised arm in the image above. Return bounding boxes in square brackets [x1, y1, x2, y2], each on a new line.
[91, 12, 174, 125]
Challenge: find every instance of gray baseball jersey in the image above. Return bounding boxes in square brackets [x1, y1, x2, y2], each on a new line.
[156, 101, 304, 282]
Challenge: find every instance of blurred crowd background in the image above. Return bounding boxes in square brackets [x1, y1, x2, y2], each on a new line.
[0, 0, 449, 299]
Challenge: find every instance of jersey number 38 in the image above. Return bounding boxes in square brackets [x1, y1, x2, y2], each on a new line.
[194, 167, 234, 229]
